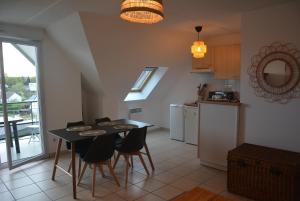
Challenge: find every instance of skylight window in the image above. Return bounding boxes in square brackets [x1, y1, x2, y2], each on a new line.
[131, 67, 156, 92]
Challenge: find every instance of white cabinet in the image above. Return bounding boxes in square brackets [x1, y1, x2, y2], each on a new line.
[184, 106, 199, 145]
[169, 105, 198, 144]
[170, 104, 184, 141]
[198, 102, 240, 170]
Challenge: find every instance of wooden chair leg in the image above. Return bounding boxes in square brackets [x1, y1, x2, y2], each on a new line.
[92, 164, 97, 197]
[107, 160, 120, 187]
[125, 155, 131, 167]
[113, 152, 121, 169]
[138, 152, 149, 175]
[98, 164, 105, 177]
[67, 159, 72, 173]
[144, 143, 155, 170]
[77, 162, 88, 185]
[130, 155, 134, 170]
[124, 155, 130, 187]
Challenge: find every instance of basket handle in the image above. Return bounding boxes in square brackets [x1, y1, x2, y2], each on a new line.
[270, 167, 282, 176]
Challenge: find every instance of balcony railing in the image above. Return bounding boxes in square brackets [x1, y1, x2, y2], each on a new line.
[0, 101, 39, 140]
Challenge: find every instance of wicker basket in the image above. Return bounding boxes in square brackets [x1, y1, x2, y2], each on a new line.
[227, 143, 300, 201]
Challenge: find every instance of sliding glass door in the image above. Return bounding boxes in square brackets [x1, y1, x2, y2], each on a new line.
[0, 39, 46, 169]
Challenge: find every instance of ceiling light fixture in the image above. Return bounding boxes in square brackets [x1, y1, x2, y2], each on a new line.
[120, 0, 164, 24]
[191, 26, 207, 59]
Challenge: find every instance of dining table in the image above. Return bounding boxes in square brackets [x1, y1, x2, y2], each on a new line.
[48, 119, 153, 199]
[0, 117, 24, 153]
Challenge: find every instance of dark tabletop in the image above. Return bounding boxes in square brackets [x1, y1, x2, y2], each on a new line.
[48, 119, 153, 142]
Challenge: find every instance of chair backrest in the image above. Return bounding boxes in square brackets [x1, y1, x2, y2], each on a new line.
[83, 133, 116, 163]
[95, 117, 111, 124]
[118, 127, 147, 153]
[66, 121, 85, 128]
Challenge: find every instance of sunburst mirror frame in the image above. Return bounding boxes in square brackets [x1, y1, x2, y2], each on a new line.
[248, 42, 300, 104]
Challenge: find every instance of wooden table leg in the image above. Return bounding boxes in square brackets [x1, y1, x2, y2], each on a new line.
[12, 123, 20, 153]
[71, 143, 77, 199]
[52, 138, 62, 180]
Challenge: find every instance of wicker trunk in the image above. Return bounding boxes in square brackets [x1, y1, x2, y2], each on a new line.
[227, 143, 300, 201]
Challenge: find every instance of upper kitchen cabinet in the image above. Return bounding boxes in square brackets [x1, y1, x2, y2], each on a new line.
[192, 46, 214, 72]
[213, 44, 241, 80]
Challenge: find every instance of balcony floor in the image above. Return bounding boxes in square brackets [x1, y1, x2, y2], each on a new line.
[0, 135, 42, 165]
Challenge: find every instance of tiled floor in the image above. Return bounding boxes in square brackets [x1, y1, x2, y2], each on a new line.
[0, 129, 252, 201]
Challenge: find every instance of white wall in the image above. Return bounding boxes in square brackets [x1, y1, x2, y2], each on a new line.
[41, 36, 82, 153]
[240, 1, 300, 152]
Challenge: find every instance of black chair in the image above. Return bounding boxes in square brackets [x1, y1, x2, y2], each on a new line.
[95, 117, 111, 124]
[113, 127, 149, 185]
[95, 117, 123, 155]
[140, 128, 155, 171]
[77, 134, 120, 197]
[66, 121, 92, 177]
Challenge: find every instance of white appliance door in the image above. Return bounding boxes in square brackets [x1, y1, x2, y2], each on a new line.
[184, 106, 198, 145]
[170, 104, 184, 141]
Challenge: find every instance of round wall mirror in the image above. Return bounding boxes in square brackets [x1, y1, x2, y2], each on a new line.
[248, 42, 300, 103]
[263, 60, 292, 87]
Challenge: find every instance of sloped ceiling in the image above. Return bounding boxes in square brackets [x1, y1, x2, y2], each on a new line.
[46, 13, 101, 94]
[0, 0, 294, 36]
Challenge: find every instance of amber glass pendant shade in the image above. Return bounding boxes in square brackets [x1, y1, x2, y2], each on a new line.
[191, 41, 207, 58]
[191, 26, 207, 58]
[120, 0, 164, 24]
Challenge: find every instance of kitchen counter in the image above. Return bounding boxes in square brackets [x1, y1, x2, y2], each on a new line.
[198, 100, 241, 106]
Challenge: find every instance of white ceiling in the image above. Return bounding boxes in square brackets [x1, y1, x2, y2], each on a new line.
[0, 0, 293, 36]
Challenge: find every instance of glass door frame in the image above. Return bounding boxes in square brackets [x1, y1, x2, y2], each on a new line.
[0, 37, 48, 170]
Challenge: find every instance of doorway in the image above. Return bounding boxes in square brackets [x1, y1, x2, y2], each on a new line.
[0, 39, 46, 169]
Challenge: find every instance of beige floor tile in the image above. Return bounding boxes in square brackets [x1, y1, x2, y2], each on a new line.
[36, 179, 70, 191]
[44, 183, 85, 200]
[10, 184, 41, 199]
[77, 188, 111, 200]
[0, 191, 15, 201]
[168, 166, 195, 177]
[152, 185, 183, 200]
[29, 170, 63, 183]
[134, 178, 166, 192]
[17, 192, 51, 201]
[185, 168, 217, 184]
[135, 193, 165, 201]
[199, 173, 227, 194]
[97, 193, 126, 201]
[100, 180, 131, 192]
[170, 177, 200, 191]
[0, 171, 27, 182]
[0, 183, 8, 193]
[5, 177, 33, 190]
[116, 185, 148, 201]
[153, 172, 179, 184]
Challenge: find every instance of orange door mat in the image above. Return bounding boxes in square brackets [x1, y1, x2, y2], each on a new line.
[171, 187, 234, 201]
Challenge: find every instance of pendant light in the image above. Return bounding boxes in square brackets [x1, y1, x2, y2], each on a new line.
[191, 26, 207, 58]
[120, 0, 164, 24]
